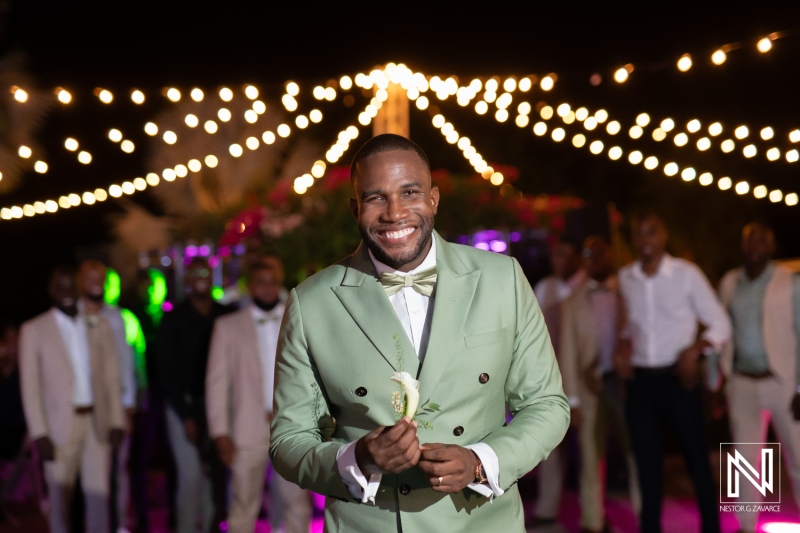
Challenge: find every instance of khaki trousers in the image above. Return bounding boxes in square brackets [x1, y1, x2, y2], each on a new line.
[227, 430, 311, 533]
[726, 374, 800, 532]
[44, 412, 110, 533]
[577, 376, 641, 531]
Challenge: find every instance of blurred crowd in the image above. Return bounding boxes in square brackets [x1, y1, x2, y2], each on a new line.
[0, 209, 798, 533]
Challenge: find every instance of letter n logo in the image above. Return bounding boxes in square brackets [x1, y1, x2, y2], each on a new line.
[720, 443, 780, 504]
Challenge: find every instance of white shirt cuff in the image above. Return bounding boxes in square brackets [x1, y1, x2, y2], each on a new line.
[336, 441, 382, 505]
[464, 443, 504, 500]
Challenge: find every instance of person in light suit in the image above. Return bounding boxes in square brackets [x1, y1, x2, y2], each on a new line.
[716, 222, 800, 533]
[19, 264, 124, 533]
[206, 256, 311, 533]
[559, 235, 640, 533]
[270, 134, 569, 532]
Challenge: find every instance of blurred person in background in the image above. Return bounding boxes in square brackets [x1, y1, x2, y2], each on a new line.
[615, 211, 730, 533]
[717, 222, 800, 533]
[559, 236, 640, 533]
[206, 255, 311, 533]
[20, 264, 124, 533]
[77, 259, 139, 533]
[0, 319, 30, 521]
[529, 235, 586, 527]
[157, 257, 232, 533]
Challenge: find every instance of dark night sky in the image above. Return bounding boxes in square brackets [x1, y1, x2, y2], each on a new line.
[2, 1, 800, 322]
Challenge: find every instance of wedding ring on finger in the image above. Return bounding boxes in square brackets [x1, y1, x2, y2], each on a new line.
[437, 476, 443, 487]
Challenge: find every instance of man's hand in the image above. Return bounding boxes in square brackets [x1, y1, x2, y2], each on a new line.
[570, 407, 582, 429]
[183, 418, 198, 444]
[109, 429, 124, 450]
[791, 393, 800, 421]
[676, 341, 707, 389]
[613, 338, 634, 380]
[34, 436, 55, 461]
[418, 444, 480, 493]
[355, 417, 420, 475]
[214, 435, 236, 468]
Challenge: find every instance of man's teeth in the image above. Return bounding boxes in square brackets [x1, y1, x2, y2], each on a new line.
[384, 228, 415, 239]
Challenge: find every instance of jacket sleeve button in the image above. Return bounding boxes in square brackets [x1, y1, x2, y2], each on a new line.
[479, 373, 490, 384]
[355, 387, 367, 397]
[453, 426, 464, 436]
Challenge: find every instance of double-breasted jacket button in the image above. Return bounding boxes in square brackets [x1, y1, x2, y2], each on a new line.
[479, 373, 490, 384]
[453, 426, 464, 436]
[355, 387, 367, 397]
[399, 484, 411, 495]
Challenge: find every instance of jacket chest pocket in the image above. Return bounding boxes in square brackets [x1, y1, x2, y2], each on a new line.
[464, 328, 507, 349]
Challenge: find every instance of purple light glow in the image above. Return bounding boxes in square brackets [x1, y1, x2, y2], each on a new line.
[208, 256, 220, 268]
[161, 301, 174, 312]
[457, 235, 470, 245]
[185, 245, 198, 257]
[234, 244, 246, 255]
[475, 242, 490, 250]
[489, 240, 508, 253]
[474, 229, 500, 243]
[219, 246, 230, 257]
[198, 245, 211, 256]
[510, 231, 521, 242]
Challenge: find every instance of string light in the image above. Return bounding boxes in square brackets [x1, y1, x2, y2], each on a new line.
[56, 88, 72, 104]
[677, 54, 692, 72]
[131, 90, 145, 104]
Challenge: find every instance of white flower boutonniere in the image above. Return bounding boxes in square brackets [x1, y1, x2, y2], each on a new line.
[390, 371, 441, 430]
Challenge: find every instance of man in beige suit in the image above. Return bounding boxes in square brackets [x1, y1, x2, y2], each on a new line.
[717, 222, 800, 533]
[207, 256, 311, 533]
[20, 264, 124, 533]
[559, 236, 639, 533]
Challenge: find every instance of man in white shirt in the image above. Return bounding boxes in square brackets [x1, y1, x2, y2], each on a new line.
[206, 256, 311, 533]
[529, 236, 586, 526]
[77, 259, 138, 533]
[270, 134, 568, 531]
[19, 265, 125, 533]
[616, 211, 730, 533]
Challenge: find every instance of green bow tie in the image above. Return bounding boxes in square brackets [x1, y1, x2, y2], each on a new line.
[379, 266, 438, 297]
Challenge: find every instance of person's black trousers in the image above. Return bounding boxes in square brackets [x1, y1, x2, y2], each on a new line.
[625, 368, 720, 533]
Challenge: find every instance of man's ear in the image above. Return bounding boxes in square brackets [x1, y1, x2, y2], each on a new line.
[430, 186, 440, 215]
[349, 198, 359, 219]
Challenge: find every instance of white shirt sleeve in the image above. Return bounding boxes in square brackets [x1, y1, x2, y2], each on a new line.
[464, 442, 505, 500]
[336, 441, 382, 504]
[688, 266, 732, 351]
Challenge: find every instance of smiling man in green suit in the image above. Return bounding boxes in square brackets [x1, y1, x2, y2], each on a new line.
[270, 133, 569, 532]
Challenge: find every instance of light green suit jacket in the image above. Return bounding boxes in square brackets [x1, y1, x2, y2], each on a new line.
[270, 231, 569, 532]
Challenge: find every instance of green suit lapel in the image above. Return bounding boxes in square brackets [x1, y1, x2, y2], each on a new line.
[332, 241, 419, 375]
[417, 232, 480, 405]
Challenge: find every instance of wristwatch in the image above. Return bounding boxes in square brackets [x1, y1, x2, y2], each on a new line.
[474, 460, 488, 484]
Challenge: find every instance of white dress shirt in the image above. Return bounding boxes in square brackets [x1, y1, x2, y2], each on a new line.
[337, 239, 503, 503]
[250, 302, 285, 412]
[52, 308, 93, 407]
[618, 254, 731, 367]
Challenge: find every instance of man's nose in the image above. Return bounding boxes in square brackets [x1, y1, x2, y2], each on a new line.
[382, 197, 409, 222]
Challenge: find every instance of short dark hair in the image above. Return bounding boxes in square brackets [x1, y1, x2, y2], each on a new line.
[629, 207, 665, 228]
[350, 134, 430, 183]
[556, 234, 583, 253]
